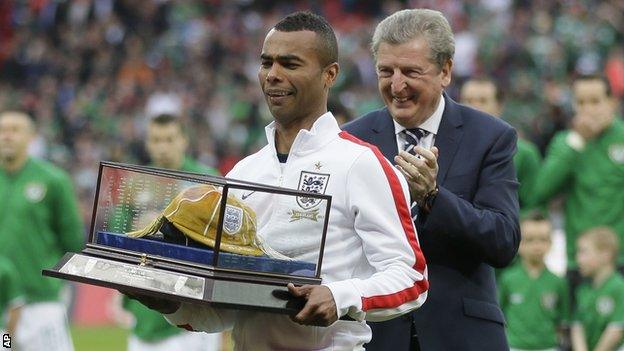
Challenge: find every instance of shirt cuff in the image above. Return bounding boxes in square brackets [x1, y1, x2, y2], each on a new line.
[566, 131, 586, 151]
[324, 280, 363, 321]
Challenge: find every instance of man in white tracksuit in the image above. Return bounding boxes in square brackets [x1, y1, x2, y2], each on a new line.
[135, 11, 429, 350]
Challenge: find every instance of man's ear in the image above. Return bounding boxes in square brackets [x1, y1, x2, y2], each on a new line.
[440, 59, 453, 88]
[323, 62, 340, 89]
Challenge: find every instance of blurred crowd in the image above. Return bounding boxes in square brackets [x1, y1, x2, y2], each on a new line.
[0, 0, 623, 243]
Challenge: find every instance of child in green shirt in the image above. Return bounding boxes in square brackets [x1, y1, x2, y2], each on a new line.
[572, 227, 624, 351]
[499, 212, 569, 350]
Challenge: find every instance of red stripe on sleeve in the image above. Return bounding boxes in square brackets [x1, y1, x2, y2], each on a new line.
[339, 131, 428, 311]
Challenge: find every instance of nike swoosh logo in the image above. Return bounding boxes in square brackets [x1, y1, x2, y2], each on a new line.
[241, 191, 255, 200]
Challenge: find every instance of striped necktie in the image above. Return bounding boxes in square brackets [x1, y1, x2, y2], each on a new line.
[401, 128, 429, 220]
[401, 128, 429, 155]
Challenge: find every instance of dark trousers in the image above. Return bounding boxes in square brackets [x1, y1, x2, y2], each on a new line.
[364, 314, 421, 351]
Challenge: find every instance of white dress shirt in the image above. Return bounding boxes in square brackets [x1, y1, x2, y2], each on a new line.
[393, 95, 445, 153]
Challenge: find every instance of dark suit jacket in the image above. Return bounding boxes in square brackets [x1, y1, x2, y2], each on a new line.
[342, 95, 520, 351]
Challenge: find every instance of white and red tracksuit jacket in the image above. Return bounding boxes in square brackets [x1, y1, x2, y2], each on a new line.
[165, 112, 428, 350]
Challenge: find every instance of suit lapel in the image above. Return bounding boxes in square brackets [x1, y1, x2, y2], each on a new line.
[371, 108, 400, 164]
[435, 95, 463, 183]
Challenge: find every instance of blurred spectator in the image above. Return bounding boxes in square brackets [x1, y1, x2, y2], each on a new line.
[0, 111, 83, 351]
[144, 113, 219, 174]
[460, 77, 542, 217]
[605, 47, 624, 99]
[118, 113, 221, 351]
[531, 75, 624, 271]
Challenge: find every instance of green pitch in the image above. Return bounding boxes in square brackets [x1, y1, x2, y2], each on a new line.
[71, 325, 129, 351]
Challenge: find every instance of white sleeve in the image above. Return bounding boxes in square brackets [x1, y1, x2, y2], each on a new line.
[164, 302, 237, 333]
[325, 150, 428, 322]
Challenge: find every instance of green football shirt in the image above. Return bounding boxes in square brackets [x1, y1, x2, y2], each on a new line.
[122, 295, 182, 341]
[179, 157, 219, 175]
[0, 257, 23, 330]
[0, 158, 84, 303]
[122, 157, 220, 340]
[574, 272, 624, 350]
[499, 263, 569, 349]
[514, 138, 541, 217]
[531, 119, 624, 267]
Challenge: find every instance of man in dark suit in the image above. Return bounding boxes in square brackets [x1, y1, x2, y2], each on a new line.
[342, 9, 520, 350]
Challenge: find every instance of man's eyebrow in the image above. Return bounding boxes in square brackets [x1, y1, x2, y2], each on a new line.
[260, 54, 304, 63]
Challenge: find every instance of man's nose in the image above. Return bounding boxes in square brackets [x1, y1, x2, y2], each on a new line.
[390, 71, 406, 94]
[577, 106, 592, 117]
[266, 64, 282, 84]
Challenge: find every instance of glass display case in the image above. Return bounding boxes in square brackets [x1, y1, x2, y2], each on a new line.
[44, 161, 331, 314]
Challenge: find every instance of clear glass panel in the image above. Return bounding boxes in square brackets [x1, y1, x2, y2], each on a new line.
[91, 164, 327, 279]
[93, 166, 223, 268]
[96, 167, 201, 234]
[215, 187, 328, 277]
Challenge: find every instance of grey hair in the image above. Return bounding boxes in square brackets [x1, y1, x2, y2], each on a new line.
[371, 9, 455, 69]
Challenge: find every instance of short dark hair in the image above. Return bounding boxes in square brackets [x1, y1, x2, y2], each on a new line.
[150, 113, 186, 135]
[464, 76, 504, 104]
[574, 74, 613, 97]
[273, 11, 338, 67]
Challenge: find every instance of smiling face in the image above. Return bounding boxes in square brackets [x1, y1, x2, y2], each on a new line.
[258, 29, 338, 128]
[376, 37, 452, 128]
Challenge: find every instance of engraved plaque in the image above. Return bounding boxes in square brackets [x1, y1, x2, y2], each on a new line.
[59, 254, 205, 299]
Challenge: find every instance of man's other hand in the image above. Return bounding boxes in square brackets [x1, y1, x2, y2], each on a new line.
[120, 289, 181, 314]
[287, 283, 338, 327]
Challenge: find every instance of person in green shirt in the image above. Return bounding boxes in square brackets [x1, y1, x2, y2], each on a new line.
[499, 212, 569, 351]
[531, 74, 624, 269]
[572, 227, 624, 351]
[460, 77, 542, 217]
[120, 113, 222, 351]
[145, 113, 219, 175]
[0, 256, 24, 341]
[0, 111, 83, 351]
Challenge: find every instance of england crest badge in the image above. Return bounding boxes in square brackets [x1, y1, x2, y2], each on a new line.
[223, 205, 244, 236]
[296, 171, 330, 210]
